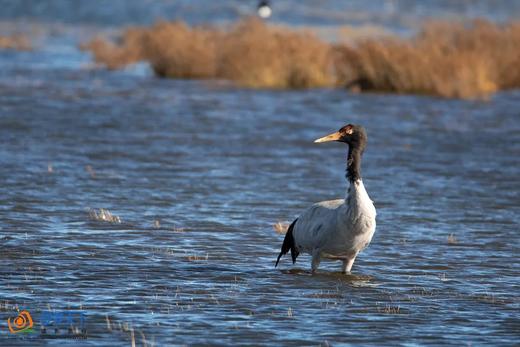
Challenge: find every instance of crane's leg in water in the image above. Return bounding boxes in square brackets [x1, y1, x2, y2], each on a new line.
[341, 256, 357, 274]
[311, 250, 321, 273]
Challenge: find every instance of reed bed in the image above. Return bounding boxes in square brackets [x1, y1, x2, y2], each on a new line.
[335, 19, 520, 99]
[82, 19, 333, 88]
[83, 18, 520, 99]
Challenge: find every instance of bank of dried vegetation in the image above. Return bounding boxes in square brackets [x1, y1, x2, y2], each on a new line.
[82, 18, 520, 99]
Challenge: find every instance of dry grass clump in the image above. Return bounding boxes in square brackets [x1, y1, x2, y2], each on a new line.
[80, 27, 147, 69]
[447, 233, 458, 244]
[84, 18, 520, 98]
[335, 19, 520, 99]
[377, 304, 401, 314]
[217, 19, 333, 88]
[88, 208, 122, 224]
[185, 253, 209, 261]
[273, 221, 290, 235]
[83, 18, 334, 88]
[145, 21, 219, 79]
[81, 21, 219, 77]
[0, 34, 31, 50]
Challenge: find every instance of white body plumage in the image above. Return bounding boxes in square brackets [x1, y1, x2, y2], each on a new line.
[293, 179, 376, 273]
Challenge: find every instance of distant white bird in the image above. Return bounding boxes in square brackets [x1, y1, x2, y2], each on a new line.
[275, 124, 376, 274]
[257, 1, 272, 19]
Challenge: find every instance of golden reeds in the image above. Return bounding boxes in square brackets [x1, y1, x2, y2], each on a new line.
[335, 19, 520, 99]
[80, 27, 147, 70]
[217, 19, 333, 88]
[83, 18, 520, 99]
[447, 233, 457, 244]
[88, 208, 122, 223]
[273, 221, 290, 235]
[83, 18, 333, 89]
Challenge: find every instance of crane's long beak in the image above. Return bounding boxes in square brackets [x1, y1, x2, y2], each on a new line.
[314, 131, 342, 143]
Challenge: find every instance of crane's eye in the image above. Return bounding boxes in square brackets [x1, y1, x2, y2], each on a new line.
[340, 124, 354, 135]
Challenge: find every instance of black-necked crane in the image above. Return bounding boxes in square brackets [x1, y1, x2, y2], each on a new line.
[275, 124, 376, 274]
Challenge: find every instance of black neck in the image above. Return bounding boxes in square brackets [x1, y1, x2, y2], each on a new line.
[346, 146, 362, 183]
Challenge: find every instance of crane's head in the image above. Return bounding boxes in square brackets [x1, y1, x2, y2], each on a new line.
[314, 124, 367, 149]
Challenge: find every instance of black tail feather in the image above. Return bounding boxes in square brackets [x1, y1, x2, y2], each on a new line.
[275, 219, 299, 267]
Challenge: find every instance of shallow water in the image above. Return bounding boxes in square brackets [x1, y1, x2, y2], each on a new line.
[1, 2, 520, 346]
